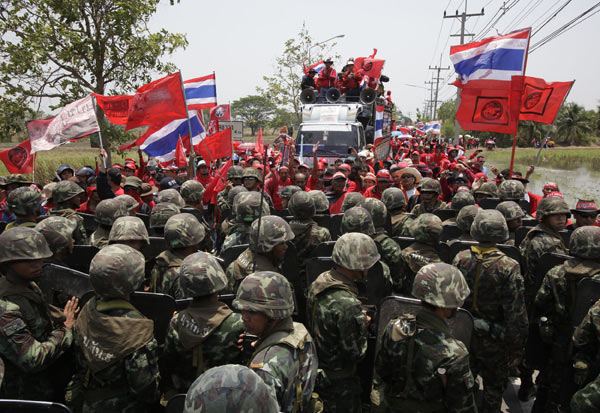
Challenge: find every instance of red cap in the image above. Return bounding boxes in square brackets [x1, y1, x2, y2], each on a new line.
[364, 172, 376, 182]
[475, 172, 488, 181]
[543, 182, 559, 191]
[411, 151, 420, 156]
[395, 162, 409, 169]
[376, 169, 391, 181]
[124, 163, 136, 170]
[319, 157, 328, 164]
[124, 158, 137, 165]
[573, 200, 599, 212]
[318, 162, 327, 170]
[546, 191, 564, 199]
[279, 166, 289, 172]
[332, 172, 347, 180]
[338, 164, 351, 172]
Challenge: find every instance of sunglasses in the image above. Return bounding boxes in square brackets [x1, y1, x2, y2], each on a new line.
[401, 174, 414, 179]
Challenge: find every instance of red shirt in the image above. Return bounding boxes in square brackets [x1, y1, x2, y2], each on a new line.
[329, 192, 347, 215]
[363, 185, 383, 200]
[316, 68, 337, 89]
[265, 176, 293, 210]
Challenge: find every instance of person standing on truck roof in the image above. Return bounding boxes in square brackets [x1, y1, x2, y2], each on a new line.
[341, 59, 362, 102]
[316, 58, 336, 100]
[301, 68, 317, 90]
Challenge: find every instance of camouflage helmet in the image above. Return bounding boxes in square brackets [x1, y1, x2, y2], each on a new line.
[0, 227, 52, 263]
[288, 191, 315, 220]
[165, 213, 205, 249]
[115, 194, 138, 212]
[149, 202, 181, 229]
[410, 213, 443, 245]
[412, 263, 470, 308]
[381, 187, 406, 212]
[474, 181, 498, 197]
[184, 364, 279, 413]
[226, 165, 245, 180]
[6, 174, 33, 185]
[95, 198, 128, 226]
[90, 244, 145, 298]
[242, 167, 263, 183]
[52, 180, 84, 203]
[309, 190, 329, 214]
[233, 192, 270, 223]
[35, 216, 76, 253]
[233, 271, 294, 319]
[362, 198, 387, 229]
[470, 209, 509, 243]
[281, 185, 301, 200]
[109, 216, 150, 245]
[180, 251, 228, 296]
[450, 192, 475, 211]
[419, 178, 442, 194]
[7, 186, 41, 215]
[227, 186, 248, 208]
[456, 205, 481, 234]
[341, 206, 375, 235]
[498, 180, 525, 201]
[569, 226, 600, 260]
[180, 180, 206, 204]
[332, 232, 380, 271]
[41, 182, 57, 203]
[0, 176, 6, 187]
[496, 200, 525, 221]
[250, 215, 294, 253]
[341, 192, 364, 212]
[536, 196, 571, 221]
[157, 188, 185, 208]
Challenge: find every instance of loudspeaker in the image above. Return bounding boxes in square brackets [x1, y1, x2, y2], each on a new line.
[300, 88, 317, 104]
[360, 88, 377, 104]
[325, 88, 341, 103]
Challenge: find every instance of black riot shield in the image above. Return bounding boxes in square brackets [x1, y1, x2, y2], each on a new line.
[533, 252, 572, 298]
[559, 229, 572, 249]
[444, 240, 522, 269]
[175, 294, 236, 313]
[135, 213, 150, 229]
[313, 214, 331, 231]
[130, 291, 176, 345]
[392, 236, 416, 250]
[515, 226, 531, 247]
[572, 277, 600, 327]
[281, 242, 306, 324]
[310, 241, 335, 258]
[521, 218, 537, 227]
[0, 400, 72, 413]
[329, 213, 343, 240]
[63, 245, 100, 273]
[218, 244, 249, 270]
[39, 263, 93, 303]
[433, 208, 456, 222]
[479, 198, 501, 210]
[440, 224, 462, 242]
[76, 212, 98, 235]
[180, 207, 205, 224]
[142, 237, 169, 279]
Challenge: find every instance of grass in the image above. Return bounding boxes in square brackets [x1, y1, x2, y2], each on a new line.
[482, 147, 600, 171]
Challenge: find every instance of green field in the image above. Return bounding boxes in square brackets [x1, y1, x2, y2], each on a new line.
[482, 146, 600, 171]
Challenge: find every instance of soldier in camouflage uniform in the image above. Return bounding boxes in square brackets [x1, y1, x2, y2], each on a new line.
[180, 179, 214, 252]
[217, 186, 248, 250]
[115, 194, 138, 216]
[50, 180, 89, 245]
[400, 213, 443, 295]
[108, 216, 149, 251]
[242, 167, 274, 208]
[149, 202, 180, 236]
[443, 192, 475, 225]
[287, 191, 331, 273]
[570, 297, 600, 413]
[534, 226, 600, 412]
[216, 165, 244, 220]
[5, 186, 41, 230]
[0, 227, 78, 401]
[90, 198, 128, 248]
[496, 201, 525, 246]
[456, 205, 481, 241]
[226, 215, 294, 293]
[382, 187, 413, 237]
[35, 216, 77, 265]
[280, 185, 302, 210]
[453, 210, 528, 412]
[235, 271, 318, 412]
[157, 188, 185, 208]
[411, 178, 447, 216]
[498, 179, 526, 202]
[307, 233, 380, 412]
[67, 244, 160, 412]
[374, 263, 477, 412]
[221, 191, 270, 252]
[150, 213, 204, 298]
[309, 189, 330, 215]
[184, 364, 279, 413]
[341, 192, 365, 213]
[473, 181, 498, 205]
[163, 252, 244, 396]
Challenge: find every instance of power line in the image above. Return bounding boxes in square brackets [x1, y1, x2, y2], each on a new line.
[531, 0, 572, 37]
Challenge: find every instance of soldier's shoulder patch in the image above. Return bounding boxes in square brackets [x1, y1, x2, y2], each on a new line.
[1, 317, 26, 337]
[390, 314, 416, 341]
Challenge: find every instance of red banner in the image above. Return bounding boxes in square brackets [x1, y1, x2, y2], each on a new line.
[93, 94, 134, 125]
[0, 140, 34, 174]
[210, 104, 231, 121]
[195, 128, 232, 162]
[175, 137, 187, 168]
[354, 57, 385, 79]
[513, 76, 573, 124]
[255, 127, 264, 158]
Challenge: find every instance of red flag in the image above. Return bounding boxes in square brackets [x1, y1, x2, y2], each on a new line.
[354, 57, 385, 79]
[255, 127, 264, 158]
[512, 76, 573, 124]
[368, 48, 378, 59]
[92, 94, 134, 125]
[175, 137, 187, 168]
[118, 138, 139, 152]
[0, 140, 35, 174]
[125, 73, 187, 131]
[455, 79, 521, 135]
[195, 128, 232, 162]
[203, 158, 233, 203]
[210, 104, 231, 121]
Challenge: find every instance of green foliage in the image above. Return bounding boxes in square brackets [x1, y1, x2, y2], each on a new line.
[437, 98, 456, 138]
[269, 108, 296, 134]
[556, 102, 594, 146]
[0, 0, 187, 151]
[231, 95, 276, 136]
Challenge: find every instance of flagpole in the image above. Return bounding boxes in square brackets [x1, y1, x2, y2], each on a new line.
[178, 70, 197, 178]
[91, 95, 107, 169]
[32, 153, 36, 183]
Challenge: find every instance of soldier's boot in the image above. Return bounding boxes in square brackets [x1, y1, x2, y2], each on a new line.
[518, 374, 535, 402]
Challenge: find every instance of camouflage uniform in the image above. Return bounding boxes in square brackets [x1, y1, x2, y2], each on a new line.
[221, 191, 270, 252]
[226, 215, 294, 293]
[375, 263, 476, 413]
[410, 178, 447, 216]
[308, 190, 330, 215]
[496, 200, 525, 246]
[341, 192, 365, 213]
[453, 210, 528, 412]
[90, 198, 128, 248]
[115, 194, 138, 215]
[307, 233, 380, 412]
[179, 180, 213, 252]
[216, 166, 245, 219]
[0, 228, 72, 401]
[150, 213, 205, 299]
[157, 188, 185, 208]
[35, 216, 77, 255]
[50, 180, 88, 245]
[5, 186, 41, 230]
[218, 186, 248, 245]
[149, 202, 180, 236]
[67, 244, 160, 412]
[242, 167, 274, 208]
[456, 205, 481, 241]
[534, 226, 600, 412]
[382, 187, 413, 237]
[163, 252, 244, 394]
[473, 181, 498, 200]
[443, 192, 475, 226]
[234, 271, 318, 412]
[184, 364, 279, 413]
[400, 213, 443, 295]
[498, 179, 525, 202]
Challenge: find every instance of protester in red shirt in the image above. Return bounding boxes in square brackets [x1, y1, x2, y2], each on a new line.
[341, 59, 362, 102]
[326, 172, 348, 214]
[363, 169, 392, 200]
[316, 58, 336, 96]
[196, 160, 214, 188]
[264, 166, 293, 210]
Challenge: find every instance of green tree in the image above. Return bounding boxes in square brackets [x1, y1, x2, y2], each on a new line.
[556, 102, 593, 146]
[231, 95, 276, 136]
[269, 108, 296, 135]
[258, 23, 339, 124]
[516, 121, 546, 147]
[0, 0, 187, 154]
[437, 98, 457, 138]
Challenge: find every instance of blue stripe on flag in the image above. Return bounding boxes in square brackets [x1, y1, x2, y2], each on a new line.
[453, 48, 525, 78]
[143, 116, 203, 158]
[185, 84, 216, 100]
[375, 119, 383, 130]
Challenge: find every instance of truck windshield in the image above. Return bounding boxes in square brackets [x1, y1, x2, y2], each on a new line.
[297, 124, 357, 147]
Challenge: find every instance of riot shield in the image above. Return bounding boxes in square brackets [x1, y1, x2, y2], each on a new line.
[0, 400, 71, 413]
[142, 237, 169, 261]
[329, 213, 343, 240]
[522, 218, 537, 227]
[440, 224, 462, 242]
[135, 213, 150, 229]
[218, 244, 249, 270]
[130, 291, 176, 345]
[392, 236, 416, 250]
[313, 214, 331, 231]
[515, 226, 532, 247]
[180, 207, 204, 224]
[444, 240, 522, 271]
[518, 199, 530, 214]
[76, 212, 97, 235]
[572, 277, 600, 327]
[39, 263, 93, 303]
[175, 294, 236, 312]
[433, 208, 456, 222]
[281, 242, 306, 324]
[63, 245, 99, 273]
[479, 198, 501, 210]
[384, 213, 393, 236]
[533, 252, 571, 298]
[165, 394, 186, 413]
[310, 241, 335, 258]
[559, 229, 572, 249]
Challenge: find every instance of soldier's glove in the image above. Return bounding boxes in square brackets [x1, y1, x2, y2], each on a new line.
[573, 361, 589, 388]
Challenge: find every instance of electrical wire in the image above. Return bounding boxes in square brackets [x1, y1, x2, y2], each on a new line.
[531, 0, 572, 37]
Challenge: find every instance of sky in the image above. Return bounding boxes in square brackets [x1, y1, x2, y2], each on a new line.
[149, 0, 600, 120]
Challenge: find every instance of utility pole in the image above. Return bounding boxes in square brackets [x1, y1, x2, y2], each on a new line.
[424, 75, 435, 119]
[444, 1, 484, 144]
[428, 58, 450, 120]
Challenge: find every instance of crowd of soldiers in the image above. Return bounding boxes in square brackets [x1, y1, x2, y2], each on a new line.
[0, 138, 599, 413]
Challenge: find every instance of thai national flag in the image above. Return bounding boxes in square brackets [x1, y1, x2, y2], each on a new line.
[140, 111, 206, 163]
[374, 105, 384, 142]
[304, 61, 325, 75]
[450, 28, 530, 85]
[184, 74, 217, 110]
